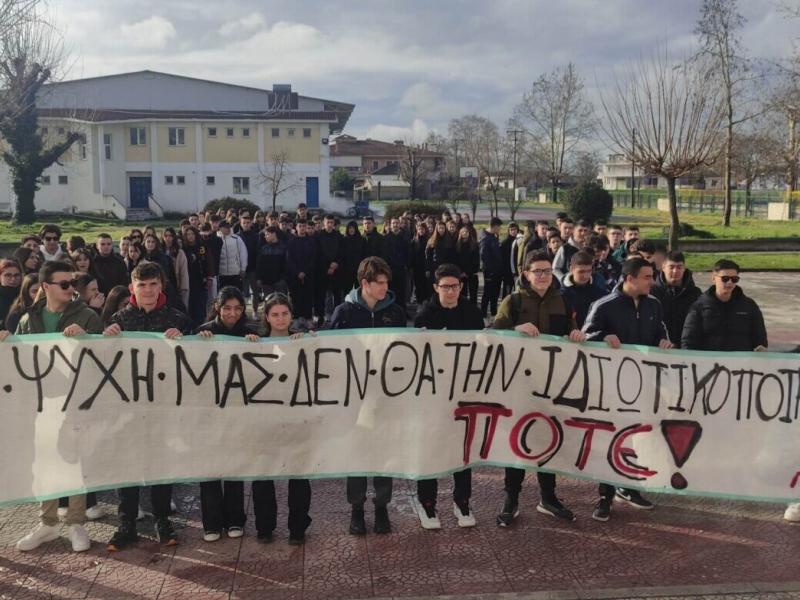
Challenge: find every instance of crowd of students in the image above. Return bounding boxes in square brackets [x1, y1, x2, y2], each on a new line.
[0, 205, 795, 556]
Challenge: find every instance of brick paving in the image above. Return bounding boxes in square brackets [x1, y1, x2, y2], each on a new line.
[1, 472, 798, 599]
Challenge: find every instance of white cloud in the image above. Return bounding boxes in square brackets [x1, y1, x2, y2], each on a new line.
[365, 118, 431, 143]
[219, 13, 265, 37]
[119, 16, 176, 50]
[399, 82, 467, 121]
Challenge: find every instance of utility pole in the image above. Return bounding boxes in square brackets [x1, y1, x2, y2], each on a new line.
[507, 129, 522, 204]
[631, 128, 636, 209]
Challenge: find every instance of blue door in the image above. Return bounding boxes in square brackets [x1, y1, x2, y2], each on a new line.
[305, 176, 319, 208]
[129, 176, 152, 208]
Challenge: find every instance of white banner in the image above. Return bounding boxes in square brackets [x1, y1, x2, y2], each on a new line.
[2, 330, 799, 506]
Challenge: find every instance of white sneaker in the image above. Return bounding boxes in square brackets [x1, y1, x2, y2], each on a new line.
[57, 507, 68, 519]
[136, 507, 151, 521]
[203, 531, 221, 542]
[85, 505, 104, 520]
[784, 503, 800, 522]
[453, 501, 477, 528]
[170, 500, 178, 513]
[227, 526, 244, 538]
[16, 523, 60, 551]
[416, 501, 441, 530]
[69, 525, 90, 552]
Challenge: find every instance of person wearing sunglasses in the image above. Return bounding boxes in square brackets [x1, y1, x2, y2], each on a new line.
[681, 259, 767, 353]
[38, 224, 67, 262]
[12, 260, 103, 554]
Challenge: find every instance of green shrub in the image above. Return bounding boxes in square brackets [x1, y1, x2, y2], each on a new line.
[563, 183, 613, 223]
[203, 197, 260, 214]
[382, 200, 445, 220]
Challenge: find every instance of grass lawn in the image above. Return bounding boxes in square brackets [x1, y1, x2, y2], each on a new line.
[685, 252, 800, 271]
[0, 218, 177, 243]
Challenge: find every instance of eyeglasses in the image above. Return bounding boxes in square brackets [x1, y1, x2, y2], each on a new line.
[44, 236, 59, 242]
[47, 280, 75, 290]
[527, 268, 553, 276]
[718, 275, 740, 284]
[436, 283, 461, 292]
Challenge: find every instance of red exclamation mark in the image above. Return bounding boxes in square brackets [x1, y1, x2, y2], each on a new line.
[660, 420, 703, 490]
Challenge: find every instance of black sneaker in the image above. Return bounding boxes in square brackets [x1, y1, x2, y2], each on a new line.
[615, 488, 654, 510]
[537, 497, 576, 521]
[155, 518, 178, 546]
[288, 532, 305, 545]
[592, 498, 611, 522]
[349, 507, 367, 535]
[107, 522, 138, 552]
[257, 531, 274, 544]
[496, 493, 520, 527]
[374, 506, 391, 534]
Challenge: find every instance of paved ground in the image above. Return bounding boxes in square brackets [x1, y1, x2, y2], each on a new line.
[0, 272, 798, 600]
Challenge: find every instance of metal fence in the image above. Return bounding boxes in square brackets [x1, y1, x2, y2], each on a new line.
[608, 189, 800, 219]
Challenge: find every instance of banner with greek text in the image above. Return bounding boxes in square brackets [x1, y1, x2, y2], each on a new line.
[1, 330, 798, 506]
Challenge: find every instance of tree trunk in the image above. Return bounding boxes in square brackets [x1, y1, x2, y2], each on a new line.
[722, 108, 733, 226]
[552, 179, 559, 204]
[272, 192, 277, 212]
[745, 183, 752, 217]
[12, 168, 38, 225]
[667, 176, 680, 251]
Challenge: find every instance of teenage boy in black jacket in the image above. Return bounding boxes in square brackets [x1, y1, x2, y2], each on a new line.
[103, 262, 191, 551]
[650, 251, 701, 348]
[582, 257, 672, 522]
[314, 214, 344, 327]
[413, 263, 484, 529]
[329, 257, 406, 535]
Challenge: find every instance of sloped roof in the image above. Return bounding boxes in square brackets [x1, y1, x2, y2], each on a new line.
[331, 137, 445, 158]
[39, 108, 338, 123]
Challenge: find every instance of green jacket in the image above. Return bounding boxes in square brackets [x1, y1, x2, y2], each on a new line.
[493, 278, 576, 336]
[16, 298, 103, 335]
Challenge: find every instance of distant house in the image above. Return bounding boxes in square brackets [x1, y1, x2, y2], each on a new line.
[0, 70, 354, 217]
[354, 162, 409, 200]
[600, 154, 725, 191]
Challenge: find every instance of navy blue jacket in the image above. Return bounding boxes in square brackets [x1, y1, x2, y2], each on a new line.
[582, 283, 668, 347]
[479, 229, 502, 275]
[329, 288, 407, 330]
[560, 274, 607, 329]
[256, 241, 287, 285]
[286, 234, 316, 279]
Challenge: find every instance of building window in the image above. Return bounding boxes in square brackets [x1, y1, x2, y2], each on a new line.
[303, 128, 312, 138]
[226, 127, 235, 138]
[372, 160, 379, 170]
[41, 175, 51, 185]
[242, 127, 250, 138]
[41, 127, 48, 135]
[168, 127, 185, 146]
[208, 127, 217, 138]
[271, 128, 280, 138]
[58, 175, 68, 185]
[80, 143, 87, 160]
[165, 175, 174, 185]
[288, 128, 295, 138]
[130, 127, 146, 146]
[57, 127, 65, 135]
[176, 175, 185, 185]
[206, 176, 215, 185]
[103, 133, 112, 160]
[233, 177, 250, 194]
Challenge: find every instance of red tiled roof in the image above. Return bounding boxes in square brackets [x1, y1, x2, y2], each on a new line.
[331, 138, 445, 158]
[38, 108, 338, 123]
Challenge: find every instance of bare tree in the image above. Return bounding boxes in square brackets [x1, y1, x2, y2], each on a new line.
[572, 150, 602, 184]
[695, 0, 762, 226]
[0, 7, 79, 223]
[258, 150, 302, 212]
[399, 144, 429, 201]
[731, 123, 783, 215]
[513, 63, 595, 203]
[600, 49, 725, 250]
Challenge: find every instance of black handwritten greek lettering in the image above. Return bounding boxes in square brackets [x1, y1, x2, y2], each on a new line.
[462, 342, 494, 393]
[175, 346, 220, 406]
[52, 346, 88, 412]
[689, 363, 719, 415]
[755, 373, 784, 422]
[483, 343, 524, 394]
[380, 341, 419, 397]
[587, 354, 611, 412]
[444, 342, 470, 401]
[607, 423, 657, 480]
[616, 356, 642, 411]
[242, 352, 281, 404]
[704, 365, 732, 416]
[78, 349, 129, 409]
[778, 368, 800, 423]
[552, 349, 589, 412]
[130, 348, 155, 403]
[290, 349, 312, 406]
[532, 346, 562, 399]
[509, 411, 563, 466]
[13, 345, 57, 412]
[667, 363, 689, 412]
[219, 354, 247, 408]
[344, 348, 371, 407]
[641, 359, 669, 414]
[453, 402, 512, 463]
[564, 417, 616, 470]
[415, 343, 436, 396]
[313, 348, 341, 405]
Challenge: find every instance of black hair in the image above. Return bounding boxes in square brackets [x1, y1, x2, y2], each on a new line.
[622, 256, 653, 280]
[524, 251, 552, 269]
[434, 263, 463, 282]
[665, 251, 686, 263]
[713, 259, 740, 272]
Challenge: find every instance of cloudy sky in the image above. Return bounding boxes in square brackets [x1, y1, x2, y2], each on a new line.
[51, 0, 798, 142]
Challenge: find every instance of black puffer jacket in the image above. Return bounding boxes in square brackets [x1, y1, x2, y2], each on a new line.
[582, 283, 668, 347]
[650, 269, 701, 348]
[194, 316, 258, 337]
[414, 295, 484, 330]
[681, 286, 768, 352]
[110, 293, 190, 333]
[329, 288, 407, 330]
